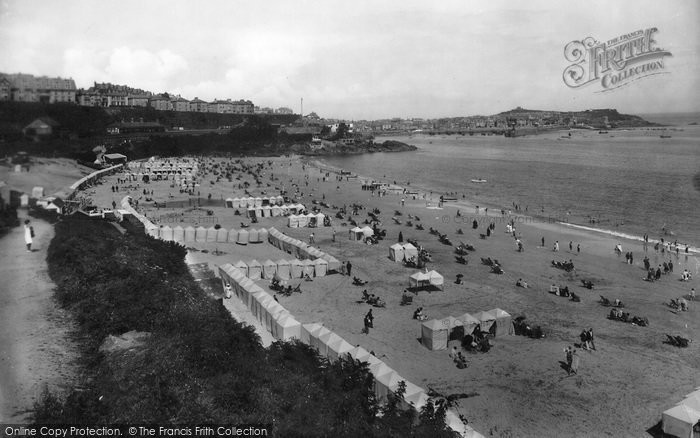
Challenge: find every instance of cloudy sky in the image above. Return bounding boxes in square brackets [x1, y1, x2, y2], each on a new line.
[0, 0, 698, 119]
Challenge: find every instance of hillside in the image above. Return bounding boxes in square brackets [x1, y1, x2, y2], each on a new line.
[495, 107, 656, 128]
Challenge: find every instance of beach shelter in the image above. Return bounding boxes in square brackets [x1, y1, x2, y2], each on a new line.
[247, 260, 263, 280]
[488, 308, 514, 336]
[232, 197, 241, 208]
[195, 226, 207, 242]
[258, 228, 268, 243]
[313, 258, 328, 277]
[323, 255, 341, 272]
[248, 228, 260, 243]
[302, 259, 315, 277]
[225, 198, 234, 208]
[327, 337, 354, 362]
[421, 319, 449, 350]
[360, 226, 374, 237]
[160, 225, 173, 241]
[233, 260, 249, 277]
[349, 227, 364, 241]
[310, 326, 332, 354]
[662, 404, 700, 438]
[290, 259, 304, 278]
[216, 227, 229, 242]
[375, 369, 403, 404]
[227, 228, 239, 243]
[263, 301, 287, 332]
[297, 214, 309, 227]
[300, 322, 323, 345]
[271, 205, 282, 216]
[457, 313, 481, 336]
[319, 331, 343, 359]
[409, 271, 431, 289]
[172, 225, 184, 243]
[287, 215, 299, 228]
[349, 346, 372, 363]
[254, 293, 276, 326]
[275, 259, 291, 280]
[402, 243, 418, 260]
[427, 270, 444, 290]
[473, 310, 497, 333]
[389, 243, 405, 262]
[281, 235, 294, 253]
[184, 226, 196, 242]
[272, 312, 301, 341]
[262, 259, 277, 279]
[237, 228, 249, 245]
[206, 226, 218, 242]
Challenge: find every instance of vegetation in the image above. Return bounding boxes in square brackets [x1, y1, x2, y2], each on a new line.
[37, 215, 454, 436]
[0, 205, 19, 236]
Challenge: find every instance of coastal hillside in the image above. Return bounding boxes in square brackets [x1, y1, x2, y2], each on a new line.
[495, 107, 656, 128]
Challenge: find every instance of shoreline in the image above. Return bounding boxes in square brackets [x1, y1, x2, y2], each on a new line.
[305, 157, 699, 254]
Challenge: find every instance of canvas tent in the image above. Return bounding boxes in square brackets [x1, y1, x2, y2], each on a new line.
[262, 259, 277, 279]
[233, 261, 248, 277]
[322, 255, 341, 272]
[275, 259, 291, 280]
[457, 313, 481, 336]
[402, 243, 418, 260]
[160, 226, 173, 241]
[662, 404, 700, 438]
[206, 226, 217, 242]
[327, 337, 354, 362]
[272, 312, 301, 341]
[290, 259, 304, 278]
[310, 326, 332, 355]
[427, 270, 444, 290]
[409, 271, 431, 289]
[421, 319, 449, 350]
[248, 228, 260, 243]
[258, 228, 268, 242]
[488, 308, 514, 336]
[349, 346, 372, 363]
[360, 226, 374, 237]
[302, 259, 315, 277]
[216, 227, 229, 242]
[237, 228, 249, 244]
[300, 322, 323, 345]
[184, 226, 195, 241]
[374, 369, 403, 404]
[349, 227, 364, 241]
[227, 228, 239, 243]
[247, 260, 263, 280]
[389, 243, 405, 262]
[173, 226, 184, 242]
[288, 215, 300, 228]
[473, 310, 497, 333]
[313, 258, 328, 277]
[195, 226, 207, 242]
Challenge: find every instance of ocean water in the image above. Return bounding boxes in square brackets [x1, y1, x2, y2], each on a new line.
[321, 113, 700, 247]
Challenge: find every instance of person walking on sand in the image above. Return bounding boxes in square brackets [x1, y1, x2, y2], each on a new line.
[398, 231, 403, 243]
[346, 261, 352, 277]
[565, 346, 573, 375]
[577, 243, 580, 253]
[24, 219, 33, 252]
[541, 237, 545, 248]
[569, 241, 573, 251]
[553, 241, 559, 252]
[332, 228, 336, 242]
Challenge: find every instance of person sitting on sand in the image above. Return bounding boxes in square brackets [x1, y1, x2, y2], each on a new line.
[679, 297, 689, 311]
[450, 345, 458, 360]
[413, 307, 428, 321]
[516, 278, 528, 288]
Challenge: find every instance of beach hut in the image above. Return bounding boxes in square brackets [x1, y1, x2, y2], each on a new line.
[313, 258, 328, 277]
[248, 228, 260, 243]
[216, 227, 229, 242]
[258, 228, 268, 243]
[322, 255, 341, 272]
[300, 322, 323, 345]
[349, 227, 364, 241]
[195, 226, 207, 242]
[232, 197, 241, 208]
[389, 243, 405, 262]
[254, 293, 275, 326]
[287, 215, 299, 228]
[160, 225, 173, 241]
[227, 228, 239, 243]
[281, 235, 294, 253]
[275, 195, 284, 205]
[402, 381, 430, 412]
[233, 260, 249, 277]
[310, 326, 332, 354]
[290, 259, 304, 278]
[262, 259, 277, 279]
[237, 228, 249, 245]
[263, 301, 287, 332]
[327, 337, 354, 362]
[225, 198, 234, 208]
[427, 270, 444, 290]
[275, 259, 291, 280]
[272, 312, 301, 341]
[184, 226, 196, 242]
[254, 197, 263, 207]
[319, 331, 343, 359]
[374, 369, 403, 404]
[409, 271, 431, 289]
[301, 259, 315, 277]
[402, 243, 418, 261]
[316, 212, 326, 226]
[239, 278, 258, 307]
[172, 225, 184, 243]
[260, 206, 271, 217]
[271, 205, 282, 216]
[349, 345, 372, 363]
[662, 404, 700, 438]
[473, 310, 497, 333]
[360, 226, 374, 237]
[680, 394, 700, 412]
[295, 242, 311, 259]
[308, 247, 324, 259]
[206, 226, 218, 242]
[247, 260, 263, 280]
[457, 313, 481, 336]
[297, 214, 309, 227]
[421, 319, 449, 350]
[488, 308, 514, 336]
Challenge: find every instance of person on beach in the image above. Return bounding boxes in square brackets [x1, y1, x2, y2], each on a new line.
[690, 288, 696, 301]
[398, 231, 403, 243]
[577, 243, 580, 253]
[570, 349, 580, 374]
[309, 232, 315, 244]
[332, 229, 336, 242]
[542, 237, 545, 247]
[346, 261, 352, 277]
[553, 241, 559, 252]
[588, 329, 596, 351]
[565, 346, 573, 375]
[365, 309, 374, 328]
[24, 219, 33, 252]
[569, 241, 573, 251]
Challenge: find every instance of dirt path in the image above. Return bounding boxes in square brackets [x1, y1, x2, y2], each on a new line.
[0, 214, 80, 422]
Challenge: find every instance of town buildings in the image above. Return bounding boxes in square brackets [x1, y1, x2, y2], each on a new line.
[0, 73, 76, 104]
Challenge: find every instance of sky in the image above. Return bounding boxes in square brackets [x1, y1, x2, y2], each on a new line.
[0, 0, 698, 120]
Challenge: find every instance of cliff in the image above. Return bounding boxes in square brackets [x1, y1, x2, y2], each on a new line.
[289, 139, 417, 155]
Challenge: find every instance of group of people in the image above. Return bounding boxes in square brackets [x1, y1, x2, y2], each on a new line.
[564, 346, 580, 375]
[412, 307, 428, 321]
[449, 346, 469, 369]
[579, 328, 596, 350]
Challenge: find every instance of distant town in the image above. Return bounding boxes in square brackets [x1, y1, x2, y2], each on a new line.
[0, 72, 654, 136]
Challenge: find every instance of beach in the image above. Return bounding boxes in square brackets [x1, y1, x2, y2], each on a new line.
[85, 153, 699, 437]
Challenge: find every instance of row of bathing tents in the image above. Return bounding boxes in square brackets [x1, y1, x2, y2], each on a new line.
[267, 227, 341, 272]
[421, 309, 513, 350]
[662, 387, 700, 438]
[390, 243, 419, 262]
[217, 264, 482, 438]
[245, 204, 305, 219]
[152, 225, 269, 245]
[288, 212, 326, 228]
[225, 196, 286, 208]
[231, 258, 328, 281]
[349, 226, 374, 241]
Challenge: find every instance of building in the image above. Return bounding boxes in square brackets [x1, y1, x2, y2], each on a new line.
[208, 99, 234, 114]
[77, 82, 150, 107]
[171, 96, 190, 112]
[231, 99, 254, 114]
[23, 117, 60, 137]
[0, 77, 11, 101]
[149, 95, 173, 111]
[189, 97, 209, 112]
[102, 153, 128, 165]
[276, 107, 294, 115]
[128, 95, 150, 107]
[106, 120, 165, 135]
[1, 73, 76, 103]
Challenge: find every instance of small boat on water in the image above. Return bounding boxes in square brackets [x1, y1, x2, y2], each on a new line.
[660, 135, 672, 138]
[471, 179, 487, 183]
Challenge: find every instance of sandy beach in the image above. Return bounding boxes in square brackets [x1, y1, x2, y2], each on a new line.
[85, 155, 699, 437]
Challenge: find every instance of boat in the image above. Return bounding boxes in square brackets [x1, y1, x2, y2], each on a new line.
[660, 135, 672, 138]
[470, 179, 487, 183]
[598, 130, 609, 134]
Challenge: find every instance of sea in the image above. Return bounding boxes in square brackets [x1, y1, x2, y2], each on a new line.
[320, 112, 700, 249]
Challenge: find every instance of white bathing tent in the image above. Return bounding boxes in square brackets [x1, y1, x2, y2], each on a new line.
[409, 271, 431, 289]
[457, 313, 481, 336]
[172, 226, 184, 242]
[427, 270, 444, 290]
[402, 243, 418, 260]
[262, 259, 277, 279]
[258, 228, 269, 242]
[248, 228, 260, 243]
[263, 301, 287, 332]
[225, 198, 234, 208]
[146, 224, 159, 238]
[233, 260, 249, 277]
[319, 331, 343, 359]
[360, 226, 374, 237]
[310, 325, 332, 355]
[275, 259, 291, 280]
[195, 226, 207, 242]
[290, 259, 304, 278]
[421, 319, 449, 350]
[349, 227, 364, 241]
[401, 381, 430, 412]
[313, 258, 328, 277]
[322, 254, 341, 272]
[473, 310, 497, 333]
[327, 336, 354, 362]
[272, 312, 302, 341]
[160, 225, 173, 241]
[662, 404, 700, 438]
[227, 228, 239, 243]
[237, 228, 249, 244]
[271, 205, 282, 216]
[300, 322, 323, 345]
[488, 308, 514, 336]
[389, 243, 405, 262]
[349, 346, 372, 363]
[206, 226, 217, 242]
[302, 259, 315, 277]
[288, 215, 300, 228]
[216, 227, 229, 242]
[247, 260, 263, 280]
[374, 368, 403, 404]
